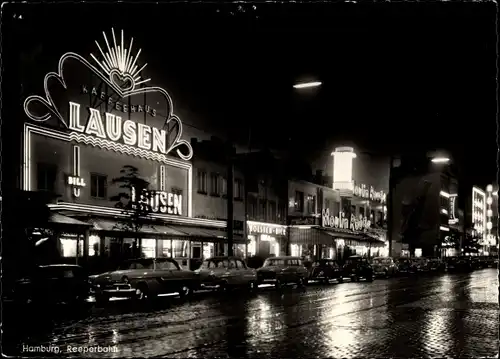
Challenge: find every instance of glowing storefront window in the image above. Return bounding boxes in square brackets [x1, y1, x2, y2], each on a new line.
[248, 235, 256, 256]
[329, 247, 334, 259]
[415, 248, 422, 257]
[173, 239, 189, 258]
[291, 244, 302, 257]
[203, 242, 215, 259]
[234, 244, 246, 258]
[88, 235, 100, 256]
[60, 238, 83, 257]
[162, 240, 172, 257]
[142, 239, 156, 258]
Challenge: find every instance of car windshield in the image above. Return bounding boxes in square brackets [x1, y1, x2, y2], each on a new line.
[264, 259, 285, 267]
[201, 259, 230, 269]
[373, 258, 391, 265]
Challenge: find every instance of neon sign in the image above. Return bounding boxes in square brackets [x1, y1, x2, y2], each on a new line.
[321, 208, 372, 231]
[23, 28, 193, 161]
[353, 182, 387, 203]
[132, 187, 183, 215]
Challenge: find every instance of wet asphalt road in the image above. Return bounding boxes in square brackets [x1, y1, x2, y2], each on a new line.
[4, 268, 498, 358]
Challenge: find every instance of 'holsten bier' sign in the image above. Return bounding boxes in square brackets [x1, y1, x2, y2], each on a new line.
[322, 208, 371, 231]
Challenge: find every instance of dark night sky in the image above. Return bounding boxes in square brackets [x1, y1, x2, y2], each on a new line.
[3, 2, 497, 189]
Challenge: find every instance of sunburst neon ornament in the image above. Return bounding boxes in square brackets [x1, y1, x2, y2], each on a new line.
[90, 28, 151, 92]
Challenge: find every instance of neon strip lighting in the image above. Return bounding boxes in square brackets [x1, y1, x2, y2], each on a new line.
[72, 145, 81, 197]
[247, 221, 287, 229]
[23, 124, 193, 218]
[289, 225, 313, 229]
[160, 165, 166, 191]
[439, 191, 450, 198]
[48, 203, 225, 227]
[439, 226, 450, 232]
[293, 81, 322, 89]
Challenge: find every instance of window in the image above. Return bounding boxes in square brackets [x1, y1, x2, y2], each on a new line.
[90, 173, 107, 199]
[161, 239, 172, 257]
[259, 199, 267, 221]
[248, 196, 257, 220]
[236, 259, 247, 269]
[269, 200, 277, 222]
[234, 179, 243, 200]
[351, 205, 356, 217]
[172, 239, 189, 258]
[307, 195, 316, 214]
[278, 201, 286, 223]
[221, 177, 228, 197]
[294, 191, 304, 212]
[88, 235, 100, 256]
[197, 170, 207, 194]
[37, 163, 57, 192]
[325, 198, 331, 212]
[288, 259, 300, 266]
[141, 238, 156, 258]
[210, 173, 220, 196]
[171, 187, 183, 196]
[155, 259, 179, 270]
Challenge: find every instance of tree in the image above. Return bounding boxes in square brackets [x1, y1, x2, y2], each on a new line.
[110, 165, 152, 258]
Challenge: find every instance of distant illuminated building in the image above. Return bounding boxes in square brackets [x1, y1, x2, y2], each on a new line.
[331, 147, 357, 195]
[472, 186, 486, 243]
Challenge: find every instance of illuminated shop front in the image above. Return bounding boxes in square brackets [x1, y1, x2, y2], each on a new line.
[247, 221, 287, 258]
[22, 29, 246, 271]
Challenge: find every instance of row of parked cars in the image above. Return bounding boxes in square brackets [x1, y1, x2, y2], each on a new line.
[7, 254, 497, 306]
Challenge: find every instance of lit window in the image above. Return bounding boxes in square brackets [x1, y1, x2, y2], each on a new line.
[172, 239, 189, 258]
[142, 239, 156, 258]
[88, 235, 100, 256]
[162, 240, 172, 257]
[248, 235, 256, 256]
[60, 238, 83, 257]
[203, 242, 215, 259]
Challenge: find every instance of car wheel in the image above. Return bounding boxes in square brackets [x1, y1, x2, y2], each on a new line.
[366, 275, 374, 282]
[338, 277, 344, 284]
[95, 294, 109, 305]
[247, 281, 258, 293]
[217, 281, 229, 293]
[275, 279, 283, 290]
[352, 275, 358, 282]
[135, 283, 150, 302]
[178, 285, 191, 299]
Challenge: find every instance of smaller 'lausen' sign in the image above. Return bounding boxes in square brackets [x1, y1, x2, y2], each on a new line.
[248, 223, 286, 236]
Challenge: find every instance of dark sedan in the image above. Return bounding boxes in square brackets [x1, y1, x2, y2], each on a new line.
[13, 264, 89, 305]
[309, 259, 344, 284]
[342, 255, 374, 282]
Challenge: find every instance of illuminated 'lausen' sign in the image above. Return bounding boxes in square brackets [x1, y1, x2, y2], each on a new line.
[69, 102, 170, 153]
[23, 28, 193, 161]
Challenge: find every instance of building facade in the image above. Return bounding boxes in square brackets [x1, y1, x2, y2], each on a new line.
[390, 156, 462, 258]
[21, 30, 245, 272]
[238, 152, 288, 258]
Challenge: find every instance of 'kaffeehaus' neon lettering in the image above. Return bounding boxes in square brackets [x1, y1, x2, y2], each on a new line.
[69, 101, 167, 153]
[82, 85, 157, 117]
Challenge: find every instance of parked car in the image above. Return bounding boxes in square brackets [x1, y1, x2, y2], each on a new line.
[412, 258, 430, 273]
[428, 258, 446, 272]
[395, 258, 417, 275]
[445, 257, 473, 272]
[195, 256, 258, 292]
[342, 255, 374, 282]
[13, 264, 89, 305]
[309, 259, 344, 284]
[371, 257, 398, 278]
[256, 256, 309, 288]
[89, 258, 199, 304]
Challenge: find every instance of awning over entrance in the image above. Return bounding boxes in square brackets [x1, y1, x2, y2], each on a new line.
[88, 218, 246, 243]
[289, 227, 386, 247]
[48, 213, 92, 229]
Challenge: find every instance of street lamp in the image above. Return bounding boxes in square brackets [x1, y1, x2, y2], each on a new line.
[293, 81, 322, 89]
[431, 157, 450, 163]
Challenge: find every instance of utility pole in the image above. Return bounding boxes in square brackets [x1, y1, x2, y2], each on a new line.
[387, 156, 395, 257]
[227, 143, 234, 256]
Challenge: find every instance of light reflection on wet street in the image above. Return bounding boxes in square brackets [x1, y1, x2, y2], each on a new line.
[5, 269, 498, 358]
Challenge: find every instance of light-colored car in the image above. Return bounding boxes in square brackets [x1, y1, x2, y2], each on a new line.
[195, 256, 258, 292]
[371, 257, 398, 277]
[256, 256, 309, 288]
[90, 258, 199, 304]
